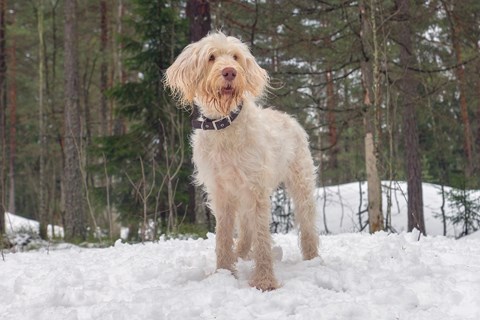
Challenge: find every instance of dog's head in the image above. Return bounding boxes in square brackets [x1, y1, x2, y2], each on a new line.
[165, 32, 269, 118]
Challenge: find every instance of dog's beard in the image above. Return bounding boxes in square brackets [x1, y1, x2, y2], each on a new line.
[212, 88, 242, 116]
[201, 76, 245, 117]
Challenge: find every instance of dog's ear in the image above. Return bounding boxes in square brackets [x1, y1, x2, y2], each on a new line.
[164, 43, 201, 106]
[245, 55, 270, 98]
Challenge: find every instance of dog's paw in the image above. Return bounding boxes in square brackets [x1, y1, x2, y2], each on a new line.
[302, 251, 319, 261]
[301, 242, 319, 261]
[249, 275, 280, 292]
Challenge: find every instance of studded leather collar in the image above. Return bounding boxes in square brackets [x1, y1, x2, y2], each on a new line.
[191, 104, 243, 130]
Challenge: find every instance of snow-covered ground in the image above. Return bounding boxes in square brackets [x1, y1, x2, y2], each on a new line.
[1, 232, 479, 319]
[2, 182, 480, 319]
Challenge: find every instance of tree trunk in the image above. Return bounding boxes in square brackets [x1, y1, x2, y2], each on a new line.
[38, 0, 49, 240]
[100, 0, 108, 136]
[186, 0, 211, 226]
[323, 16, 338, 172]
[8, 9, 16, 215]
[359, 0, 383, 233]
[394, 0, 425, 235]
[326, 68, 338, 170]
[364, 132, 383, 232]
[442, 1, 474, 177]
[0, 0, 5, 234]
[112, 0, 125, 135]
[186, 0, 211, 44]
[64, 0, 86, 241]
[477, 45, 480, 172]
[48, 0, 62, 234]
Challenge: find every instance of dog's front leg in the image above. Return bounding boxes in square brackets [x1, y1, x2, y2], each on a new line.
[211, 195, 236, 274]
[249, 195, 279, 291]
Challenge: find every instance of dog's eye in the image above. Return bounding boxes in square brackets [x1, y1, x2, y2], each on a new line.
[209, 54, 215, 62]
[233, 54, 238, 61]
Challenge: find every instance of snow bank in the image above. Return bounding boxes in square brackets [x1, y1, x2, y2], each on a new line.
[2, 232, 480, 320]
[6, 182, 478, 240]
[316, 181, 477, 237]
[4, 212, 64, 238]
[462, 230, 480, 240]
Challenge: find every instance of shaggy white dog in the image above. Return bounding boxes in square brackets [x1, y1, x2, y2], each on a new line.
[165, 32, 319, 291]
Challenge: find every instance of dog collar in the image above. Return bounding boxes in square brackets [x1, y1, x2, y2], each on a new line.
[192, 104, 243, 130]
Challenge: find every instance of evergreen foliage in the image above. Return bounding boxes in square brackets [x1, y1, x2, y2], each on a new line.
[90, 0, 189, 240]
[447, 186, 480, 237]
[2, 0, 480, 239]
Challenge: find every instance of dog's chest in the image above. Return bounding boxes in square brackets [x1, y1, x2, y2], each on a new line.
[192, 130, 266, 188]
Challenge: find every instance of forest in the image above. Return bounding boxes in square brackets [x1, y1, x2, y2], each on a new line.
[0, 0, 479, 244]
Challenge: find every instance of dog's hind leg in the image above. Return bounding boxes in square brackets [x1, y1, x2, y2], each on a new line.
[235, 211, 253, 260]
[285, 148, 319, 260]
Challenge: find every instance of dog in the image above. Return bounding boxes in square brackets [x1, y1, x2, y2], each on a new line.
[165, 32, 319, 291]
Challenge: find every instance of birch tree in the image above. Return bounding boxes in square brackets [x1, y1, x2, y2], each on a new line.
[359, 0, 384, 233]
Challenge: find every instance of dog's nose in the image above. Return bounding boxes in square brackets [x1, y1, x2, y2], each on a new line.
[222, 67, 237, 81]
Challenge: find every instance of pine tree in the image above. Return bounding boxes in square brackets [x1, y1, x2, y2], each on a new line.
[37, 0, 48, 239]
[64, 0, 86, 241]
[8, 8, 16, 215]
[91, 0, 189, 240]
[393, 0, 425, 235]
[186, 0, 212, 227]
[0, 0, 5, 235]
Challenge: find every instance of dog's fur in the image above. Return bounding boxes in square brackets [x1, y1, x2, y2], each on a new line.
[165, 32, 319, 291]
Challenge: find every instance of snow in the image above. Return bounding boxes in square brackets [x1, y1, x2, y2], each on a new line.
[1, 232, 480, 319]
[4, 182, 475, 239]
[2, 182, 480, 319]
[5, 211, 64, 238]
[316, 181, 477, 237]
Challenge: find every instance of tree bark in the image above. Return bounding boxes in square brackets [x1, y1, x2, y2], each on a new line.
[64, 0, 86, 241]
[8, 8, 15, 215]
[49, 0, 61, 234]
[186, 0, 211, 121]
[186, 0, 211, 227]
[477, 43, 480, 171]
[323, 15, 338, 171]
[442, 1, 474, 177]
[186, 0, 211, 44]
[0, 0, 5, 234]
[394, 0, 425, 235]
[112, 0, 125, 136]
[359, 0, 384, 233]
[38, 0, 49, 239]
[326, 68, 338, 170]
[100, 0, 108, 136]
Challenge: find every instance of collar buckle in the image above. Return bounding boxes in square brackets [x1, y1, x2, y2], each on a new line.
[212, 116, 231, 130]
